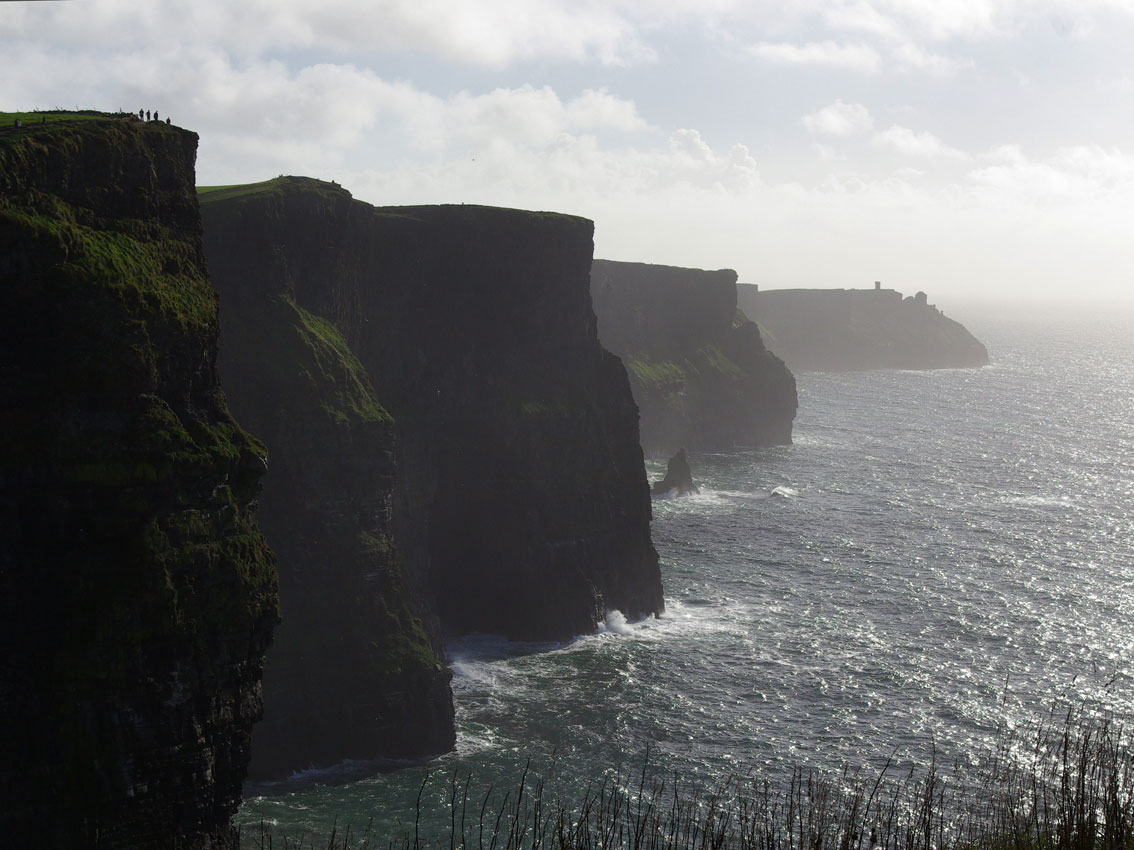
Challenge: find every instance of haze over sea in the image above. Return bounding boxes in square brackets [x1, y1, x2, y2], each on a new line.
[240, 307, 1134, 840]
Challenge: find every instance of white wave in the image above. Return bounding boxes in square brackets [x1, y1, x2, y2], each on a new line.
[454, 723, 499, 757]
[771, 485, 799, 498]
[1002, 493, 1079, 509]
[632, 598, 752, 642]
[448, 657, 499, 686]
[599, 609, 635, 636]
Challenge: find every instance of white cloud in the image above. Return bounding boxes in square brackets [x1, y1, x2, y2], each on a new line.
[666, 130, 761, 190]
[1056, 144, 1134, 182]
[873, 125, 970, 159]
[748, 40, 881, 73]
[888, 40, 971, 76]
[967, 143, 1134, 204]
[803, 100, 875, 136]
[0, 0, 658, 66]
[0, 40, 654, 180]
[670, 127, 715, 162]
[823, 3, 905, 41]
[564, 88, 651, 132]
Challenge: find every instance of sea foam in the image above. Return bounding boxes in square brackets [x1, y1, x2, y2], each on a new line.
[599, 609, 635, 636]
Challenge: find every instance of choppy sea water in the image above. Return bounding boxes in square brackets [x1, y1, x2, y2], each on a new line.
[239, 307, 1134, 840]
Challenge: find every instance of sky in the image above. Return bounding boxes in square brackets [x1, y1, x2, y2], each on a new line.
[4, 0, 1134, 307]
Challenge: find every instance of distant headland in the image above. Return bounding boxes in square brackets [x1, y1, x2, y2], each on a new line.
[736, 283, 989, 372]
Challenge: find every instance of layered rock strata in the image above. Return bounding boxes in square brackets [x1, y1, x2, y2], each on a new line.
[201, 179, 663, 778]
[591, 260, 797, 457]
[0, 116, 277, 848]
[736, 285, 990, 372]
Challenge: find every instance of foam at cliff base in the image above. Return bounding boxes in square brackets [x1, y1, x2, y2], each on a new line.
[448, 611, 655, 667]
[598, 609, 634, 635]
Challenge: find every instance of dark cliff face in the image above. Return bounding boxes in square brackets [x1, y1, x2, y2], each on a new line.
[0, 117, 277, 848]
[201, 180, 661, 778]
[591, 260, 797, 457]
[375, 205, 663, 642]
[736, 285, 990, 372]
[200, 181, 455, 780]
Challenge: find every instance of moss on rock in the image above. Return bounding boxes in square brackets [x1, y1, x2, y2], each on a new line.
[200, 182, 455, 780]
[0, 116, 277, 849]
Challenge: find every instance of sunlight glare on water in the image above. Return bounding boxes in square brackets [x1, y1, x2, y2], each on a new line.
[239, 309, 1134, 840]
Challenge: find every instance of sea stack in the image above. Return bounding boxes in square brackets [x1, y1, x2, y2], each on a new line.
[652, 449, 699, 497]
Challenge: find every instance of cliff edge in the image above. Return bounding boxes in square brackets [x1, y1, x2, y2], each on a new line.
[736, 285, 990, 372]
[0, 115, 277, 847]
[591, 260, 797, 457]
[201, 179, 663, 778]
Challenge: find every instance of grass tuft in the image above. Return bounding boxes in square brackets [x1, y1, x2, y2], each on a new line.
[244, 702, 1134, 850]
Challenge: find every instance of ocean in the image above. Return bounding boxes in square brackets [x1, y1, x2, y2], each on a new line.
[239, 306, 1134, 842]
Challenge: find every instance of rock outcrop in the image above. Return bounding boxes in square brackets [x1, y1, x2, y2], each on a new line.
[652, 449, 698, 497]
[736, 285, 990, 372]
[0, 116, 277, 848]
[201, 179, 663, 778]
[591, 260, 797, 457]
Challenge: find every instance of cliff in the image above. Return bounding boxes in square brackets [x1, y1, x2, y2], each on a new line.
[200, 179, 663, 778]
[0, 115, 277, 847]
[200, 180, 455, 780]
[591, 260, 797, 457]
[736, 285, 990, 372]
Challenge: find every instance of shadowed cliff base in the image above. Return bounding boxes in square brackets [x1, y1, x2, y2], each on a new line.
[0, 113, 277, 848]
[201, 177, 662, 781]
[591, 260, 797, 458]
[736, 285, 990, 372]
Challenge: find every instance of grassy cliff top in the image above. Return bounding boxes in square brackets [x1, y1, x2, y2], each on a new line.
[1, 109, 118, 125]
[0, 112, 215, 343]
[0, 110, 182, 150]
[380, 202, 591, 229]
[198, 175, 353, 205]
[200, 177, 590, 227]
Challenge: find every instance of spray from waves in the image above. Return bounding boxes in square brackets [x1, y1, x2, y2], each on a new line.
[650, 489, 759, 513]
[599, 609, 635, 635]
[653, 486, 800, 509]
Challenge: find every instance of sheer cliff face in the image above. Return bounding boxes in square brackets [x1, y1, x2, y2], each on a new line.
[736, 286, 990, 372]
[200, 183, 455, 780]
[591, 260, 797, 458]
[0, 119, 277, 848]
[201, 180, 662, 778]
[374, 205, 662, 641]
